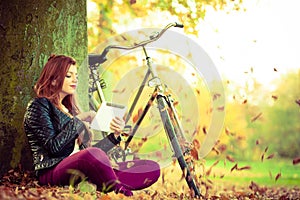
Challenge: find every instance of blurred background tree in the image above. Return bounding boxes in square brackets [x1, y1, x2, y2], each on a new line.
[86, 0, 299, 162]
[249, 72, 300, 159]
[87, 0, 245, 51]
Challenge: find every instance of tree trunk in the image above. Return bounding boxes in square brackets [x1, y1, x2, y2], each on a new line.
[0, 0, 87, 177]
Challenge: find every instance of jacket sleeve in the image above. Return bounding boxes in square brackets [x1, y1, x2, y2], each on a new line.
[24, 98, 85, 157]
[92, 133, 121, 152]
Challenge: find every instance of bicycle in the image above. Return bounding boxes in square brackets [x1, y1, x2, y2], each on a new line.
[88, 22, 201, 198]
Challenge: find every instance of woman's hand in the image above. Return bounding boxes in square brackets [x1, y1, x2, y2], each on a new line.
[76, 111, 96, 123]
[110, 117, 125, 138]
[77, 121, 93, 147]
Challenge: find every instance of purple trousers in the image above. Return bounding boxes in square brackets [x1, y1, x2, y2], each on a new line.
[38, 147, 160, 192]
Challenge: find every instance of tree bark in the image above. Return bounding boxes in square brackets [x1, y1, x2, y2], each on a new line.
[0, 0, 87, 177]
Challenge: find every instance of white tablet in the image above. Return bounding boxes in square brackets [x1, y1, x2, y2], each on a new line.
[90, 102, 127, 132]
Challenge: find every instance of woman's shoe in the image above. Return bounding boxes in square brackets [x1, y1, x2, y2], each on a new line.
[114, 184, 133, 196]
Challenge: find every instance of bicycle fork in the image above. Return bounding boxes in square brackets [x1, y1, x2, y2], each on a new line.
[157, 94, 201, 198]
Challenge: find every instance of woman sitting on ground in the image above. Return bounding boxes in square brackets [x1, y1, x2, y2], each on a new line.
[23, 54, 160, 196]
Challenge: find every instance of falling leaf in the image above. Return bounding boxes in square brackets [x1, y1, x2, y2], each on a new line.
[271, 95, 278, 100]
[269, 171, 272, 179]
[266, 153, 275, 160]
[218, 144, 227, 153]
[132, 108, 143, 123]
[130, 0, 137, 4]
[192, 126, 200, 136]
[212, 147, 220, 155]
[273, 67, 278, 72]
[275, 172, 281, 182]
[206, 160, 219, 176]
[295, 99, 300, 106]
[190, 148, 199, 160]
[292, 157, 300, 165]
[225, 127, 230, 135]
[202, 126, 207, 134]
[153, 124, 160, 131]
[242, 99, 247, 104]
[251, 112, 262, 122]
[112, 88, 126, 94]
[213, 93, 221, 100]
[217, 106, 224, 111]
[256, 140, 260, 145]
[155, 151, 162, 159]
[226, 155, 235, 163]
[261, 147, 269, 162]
[264, 146, 269, 153]
[230, 163, 238, 172]
[173, 101, 179, 106]
[193, 139, 201, 149]
[237, 166, 251, 171]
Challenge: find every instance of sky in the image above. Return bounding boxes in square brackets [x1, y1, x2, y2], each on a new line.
[197, 0, 300, 88]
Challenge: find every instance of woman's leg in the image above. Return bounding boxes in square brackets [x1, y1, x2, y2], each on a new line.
[114, 159, 161, 190]
[39, 147, 132, 195]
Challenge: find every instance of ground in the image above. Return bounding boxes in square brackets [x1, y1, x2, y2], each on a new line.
[1, 165, 300, 200]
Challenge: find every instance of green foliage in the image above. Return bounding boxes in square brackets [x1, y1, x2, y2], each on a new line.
[252, 72, 300, 158]
[88, 0, 244, 51]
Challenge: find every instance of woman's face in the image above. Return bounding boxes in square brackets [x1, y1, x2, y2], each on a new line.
[59, 64, 78, 99]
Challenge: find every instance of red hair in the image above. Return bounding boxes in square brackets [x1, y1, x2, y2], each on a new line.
[34, 54, 80, 115]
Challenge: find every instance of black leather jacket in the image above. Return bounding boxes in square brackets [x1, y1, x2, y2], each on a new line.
[23, 97, 120, 174]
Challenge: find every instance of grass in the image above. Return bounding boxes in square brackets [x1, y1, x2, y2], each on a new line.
[204, 158, 300, 187]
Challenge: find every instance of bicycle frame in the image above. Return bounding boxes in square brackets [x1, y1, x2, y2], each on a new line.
[88, 22, 201, 198]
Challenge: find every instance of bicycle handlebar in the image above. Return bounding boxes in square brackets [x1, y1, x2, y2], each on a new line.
[89, 22, 184, 65]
